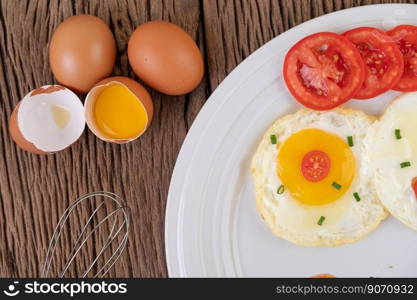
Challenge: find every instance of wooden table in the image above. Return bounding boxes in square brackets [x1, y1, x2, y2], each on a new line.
[0, 0, 415, 278]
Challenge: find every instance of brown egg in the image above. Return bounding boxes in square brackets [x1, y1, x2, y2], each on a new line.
[49, 14, 116, 93]
[128, 21, 204, 95]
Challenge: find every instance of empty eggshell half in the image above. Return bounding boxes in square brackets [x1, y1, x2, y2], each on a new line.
[9, 85, 85, 154]
[84, 76, 153, 144]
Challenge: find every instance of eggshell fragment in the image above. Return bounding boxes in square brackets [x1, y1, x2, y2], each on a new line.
[9, 85, 85, 154]
[85, 77, 153, 144]
[128, 21, 204, 95]
[9, 103, 46, 155]
[49, 14, 116, 93]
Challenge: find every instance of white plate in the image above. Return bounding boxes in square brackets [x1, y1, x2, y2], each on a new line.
[165, 4, 417, 277]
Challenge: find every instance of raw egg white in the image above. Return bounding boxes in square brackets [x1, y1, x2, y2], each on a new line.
[365, 92, 417, 230]
[9, 85, 85, 154]
[251, 108, 387, 247]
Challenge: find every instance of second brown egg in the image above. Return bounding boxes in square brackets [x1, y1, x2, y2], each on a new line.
[128, 21, 204, 96]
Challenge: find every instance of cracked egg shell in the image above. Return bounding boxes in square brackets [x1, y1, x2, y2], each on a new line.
[9, 85, 85, 154]
[84, 76, 153, 144]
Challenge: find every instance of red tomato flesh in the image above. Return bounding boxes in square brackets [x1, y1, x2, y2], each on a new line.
[387, 25, 417, 91]
[283, 32, 365, 110]
[312, 274, 336, 278]
[343, 27, 404, 99]
[412, 177, 417, 198]
[301, 150, 331, 182]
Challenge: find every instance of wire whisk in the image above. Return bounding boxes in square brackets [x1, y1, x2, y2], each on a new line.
[42, 191, 130, 278]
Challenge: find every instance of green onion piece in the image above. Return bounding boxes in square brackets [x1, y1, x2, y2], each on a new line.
[317, 216, 325, 226]
[353, 192, 361, 202]
[270, 134, 277, 145]
[277, 185, 285, 194]
[347, 136, 354, 147]
[400, 161, 411, 168]
[395, 129, 402, 140]
[332, 182, 342, 190]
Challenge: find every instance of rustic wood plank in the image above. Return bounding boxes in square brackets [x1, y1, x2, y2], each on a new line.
[0, 0, 205, 277]
[0, 0, 417, 278]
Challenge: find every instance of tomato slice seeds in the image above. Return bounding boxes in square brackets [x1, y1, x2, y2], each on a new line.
[387, 25, 417, 91]
[301, 150, 331, 182]
[343, 27, 404, 99]
[283, 32, 365, 110]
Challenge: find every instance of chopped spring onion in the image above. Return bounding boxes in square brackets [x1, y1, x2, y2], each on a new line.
[353, 192, 361, 202]
[332, 182, 342, 190]
[400, 161, 411, 168]
[347, 136, 354, 147]
[317, 216, 325, 226]
[270, 134, 277, 144]
[395, 129, 402, 140]
[277, 185, 285, 194]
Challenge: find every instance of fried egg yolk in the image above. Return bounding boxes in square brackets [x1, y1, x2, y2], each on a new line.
[277, 128, 356, 206]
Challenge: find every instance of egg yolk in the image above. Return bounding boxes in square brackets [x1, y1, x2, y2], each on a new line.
[94, 83, 148, 140]
[277, 129, 356, 206]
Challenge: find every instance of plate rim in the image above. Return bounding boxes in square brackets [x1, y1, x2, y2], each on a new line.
[164, 3, 417, 277]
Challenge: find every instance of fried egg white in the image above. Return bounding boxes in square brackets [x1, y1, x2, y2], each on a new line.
[365, 93, 417, 231]
[251, 108, 387, 247]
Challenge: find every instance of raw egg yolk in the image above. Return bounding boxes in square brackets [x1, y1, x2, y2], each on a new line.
[94, 83, 148, 140]
[277, 129, 356, 206]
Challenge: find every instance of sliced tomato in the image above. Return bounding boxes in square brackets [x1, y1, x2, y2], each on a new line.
[312, 274, 336, 278]
[301, 150, 331, 182]
[412, 177, 417, 198]
[283, 32, 365, 110]
[387, 25, 417, 91]
[343, 27, 404, 99]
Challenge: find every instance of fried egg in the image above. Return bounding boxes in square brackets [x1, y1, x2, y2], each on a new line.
[365, 93, 417, 230]
[251, 108, 387, 246]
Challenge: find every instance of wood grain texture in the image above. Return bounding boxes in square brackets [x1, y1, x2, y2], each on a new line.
[0, 0, 415, 277]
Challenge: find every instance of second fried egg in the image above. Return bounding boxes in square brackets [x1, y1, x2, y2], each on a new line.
[365, 92, 417, 231]
[251, 108, 387, 246]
